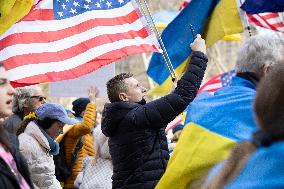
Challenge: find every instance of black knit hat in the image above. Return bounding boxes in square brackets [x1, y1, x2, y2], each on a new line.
[72, 98, 90, 117]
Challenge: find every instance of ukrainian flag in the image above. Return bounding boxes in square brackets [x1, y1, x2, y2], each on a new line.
[155, 77, 258, 189]
[147, 0, 243, 96]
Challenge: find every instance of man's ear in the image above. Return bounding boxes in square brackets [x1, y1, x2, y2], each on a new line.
[118, 92, 128, 102]
[263, 64, 271, 74]
[262, 64, 272, 77]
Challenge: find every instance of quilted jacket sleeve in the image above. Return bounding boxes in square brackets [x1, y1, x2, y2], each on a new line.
[130, 51, 208, 128]
[67, 103, 97, 139]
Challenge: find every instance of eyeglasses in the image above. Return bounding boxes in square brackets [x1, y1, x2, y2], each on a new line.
[30, 95, 47, 102]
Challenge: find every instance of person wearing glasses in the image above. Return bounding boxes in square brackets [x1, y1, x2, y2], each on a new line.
[0, 62, 34, 189]
[4, 86, 46, 134]
[17, 103, 78, 189]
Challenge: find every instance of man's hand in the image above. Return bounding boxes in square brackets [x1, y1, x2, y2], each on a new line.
[190, 34, 206, 54]
[88, 86, 99, 103]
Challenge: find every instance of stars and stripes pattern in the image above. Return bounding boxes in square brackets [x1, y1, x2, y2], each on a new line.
[0, 0, 158, 84]
[247, 12, 284, 32]
[198, 70, 236, 94]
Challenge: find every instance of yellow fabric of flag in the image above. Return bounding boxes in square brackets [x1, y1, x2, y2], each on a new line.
[0, 0, 34, 35]
[155, 123, 236, 189]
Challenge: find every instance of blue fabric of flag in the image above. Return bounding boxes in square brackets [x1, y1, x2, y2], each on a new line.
[221, 70, 235, 87]
[53, 0, 130, 20]
[147, 0, 219, 85]
[225, 141, 284, 189]
[185, 76, 257, 141]
[241, 0, 284, 14]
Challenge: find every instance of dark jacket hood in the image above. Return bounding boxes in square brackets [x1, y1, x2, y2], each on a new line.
[101, 102, 139, 137]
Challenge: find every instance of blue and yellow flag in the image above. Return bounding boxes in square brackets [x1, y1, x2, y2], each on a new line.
[156, 76, 257, 189]
[147, 0, 243, 96]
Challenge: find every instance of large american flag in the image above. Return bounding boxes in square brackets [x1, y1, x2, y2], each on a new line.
[0, 0, 158, 84]
[198, 70, 236, 94]
[247, 12, 284, 32]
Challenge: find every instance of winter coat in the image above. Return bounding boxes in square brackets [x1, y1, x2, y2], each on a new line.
[63, 103, 96, 188]
[18, 122, 62, 189]
[3, 114, 22, 134]
[101, 51, 208, 189]
[93, 125, 111, 160]
[0, 132, 34, 189]
[74, 125, 112, 189]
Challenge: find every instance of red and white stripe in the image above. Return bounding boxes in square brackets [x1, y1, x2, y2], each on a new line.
[247, 12, 284, 32]
[179, 0, 192, 11]
[0, 0, 158, 84]
[198, 74, 222, 94]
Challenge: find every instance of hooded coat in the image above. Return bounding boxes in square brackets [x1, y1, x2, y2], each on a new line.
[19, 122, 62, 189]
[101, 51, 208, 189]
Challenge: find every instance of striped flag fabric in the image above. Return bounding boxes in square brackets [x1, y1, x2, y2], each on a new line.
[247, 12, 284, 32]
[0, 0, 158, 84]
[198, 70, 236, 94]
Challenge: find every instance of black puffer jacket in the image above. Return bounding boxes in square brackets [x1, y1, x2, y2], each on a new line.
[102, 51, 208, 189]
[0, 132, 34, 189]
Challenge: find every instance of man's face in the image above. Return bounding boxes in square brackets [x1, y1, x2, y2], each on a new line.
[0, 67, 15, 118]
[25, 90, 46, 113]
[119, 77, 147, 103]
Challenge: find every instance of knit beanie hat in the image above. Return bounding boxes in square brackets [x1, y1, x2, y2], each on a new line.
[72, 98, 90, 117]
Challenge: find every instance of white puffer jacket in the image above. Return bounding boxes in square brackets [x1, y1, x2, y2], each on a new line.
[18, 121, 62, 189]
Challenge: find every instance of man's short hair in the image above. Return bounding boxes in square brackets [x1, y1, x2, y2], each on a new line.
[107, 73, 133, 103]
[235, 34, 284, 74]
[12, 86, 41, 115]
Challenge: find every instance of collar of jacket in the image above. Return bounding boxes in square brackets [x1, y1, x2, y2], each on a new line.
[101, 101, 141, 137]
[24, 122, 50, 152]
[229, 75, 257, 91]
[236, 72, 260, 87]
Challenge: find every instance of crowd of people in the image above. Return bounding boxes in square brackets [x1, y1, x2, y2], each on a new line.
[0, 33, 283, 189]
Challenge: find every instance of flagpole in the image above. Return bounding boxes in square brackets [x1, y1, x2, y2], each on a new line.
[238, 0, 252, 37]
[136, 0, 177, 82]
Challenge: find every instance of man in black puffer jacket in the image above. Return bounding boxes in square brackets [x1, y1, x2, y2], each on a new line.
[101, 35, 208, 189]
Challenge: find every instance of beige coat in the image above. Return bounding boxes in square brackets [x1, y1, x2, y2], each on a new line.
[19, 122, 62, 189]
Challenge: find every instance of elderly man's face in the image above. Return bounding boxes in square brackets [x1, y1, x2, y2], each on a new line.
[119, 77, 147, 103]
[0, 67, 15, 118]
[25, 89, 46, 113]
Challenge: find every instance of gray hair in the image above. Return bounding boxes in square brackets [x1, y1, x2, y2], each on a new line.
[12, 86, 41, 115]
[235, 34, 284, 73]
